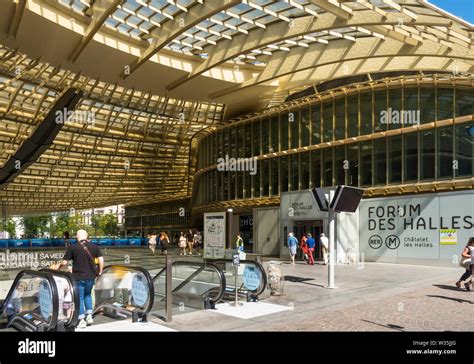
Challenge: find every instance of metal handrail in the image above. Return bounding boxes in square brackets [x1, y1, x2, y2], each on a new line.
[152, 260, 227, 305]
[93, 265, 155, 315]
[0, 270, 60, 332]
[212, 259, 268, 298]
[40, 269, 80, 329]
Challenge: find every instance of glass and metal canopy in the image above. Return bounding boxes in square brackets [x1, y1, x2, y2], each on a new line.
[0, 0, 472, 214]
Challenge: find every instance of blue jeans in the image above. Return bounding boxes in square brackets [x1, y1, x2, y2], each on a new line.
[77, 279, 95, 320]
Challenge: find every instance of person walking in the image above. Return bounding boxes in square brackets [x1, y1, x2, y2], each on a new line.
[320, 233, 329, 265]
[455, 237, 474, 291]
[148, 233, 157, 255]
[193, 230, 202, 255]
[178, 232, 187, 256]
[300, 234, 308, 262]
[60, 229, 104, 329]
[288, 232, 298, 265]
[235, 233, 244, 252]
[160, 232, 169, 255]
[187, 229, 194, 255]
[306, 233, 316, 265]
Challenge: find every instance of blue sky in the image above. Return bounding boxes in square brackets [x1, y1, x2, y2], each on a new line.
[428, 0, 474, 24]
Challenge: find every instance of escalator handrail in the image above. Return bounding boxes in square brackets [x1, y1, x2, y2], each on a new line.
[94, 265, 155, 314]
[0, 270, 60, 331]
[40, 269, 80, 329]
[212, 259, 268, 298]
[152, 261, 227, 304]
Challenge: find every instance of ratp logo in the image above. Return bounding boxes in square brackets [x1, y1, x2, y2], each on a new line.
[18, 339, 55, 358]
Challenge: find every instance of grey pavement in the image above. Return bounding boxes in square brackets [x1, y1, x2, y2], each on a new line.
[151, 260, 473, 331]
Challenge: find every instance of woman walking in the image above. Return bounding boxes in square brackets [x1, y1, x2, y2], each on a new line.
[160, 232, 169, 255]
[455, 237, 474, 291]
[148, 233, 157, 255]
[178, 232, 187, 256]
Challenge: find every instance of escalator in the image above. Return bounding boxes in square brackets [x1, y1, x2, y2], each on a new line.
[151, 260, 226, 314]
[92, 265, 154, 324]
[212, 259, 268, 302]
[0, 269, 79, 332]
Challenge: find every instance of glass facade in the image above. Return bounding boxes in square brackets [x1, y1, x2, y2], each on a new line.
[194, 82, 473, 206]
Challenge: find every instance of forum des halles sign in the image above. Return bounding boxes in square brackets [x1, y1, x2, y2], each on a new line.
[360, 190, 473, 265]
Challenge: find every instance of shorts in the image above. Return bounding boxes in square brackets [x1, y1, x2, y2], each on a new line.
[289, 245, 297, 256]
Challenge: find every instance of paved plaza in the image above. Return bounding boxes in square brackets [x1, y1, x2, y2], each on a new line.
[153, 260, 473, 332]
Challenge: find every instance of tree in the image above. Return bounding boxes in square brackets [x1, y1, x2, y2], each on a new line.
[6, 218, 16, 238]
[100, 214, 118, 236]
[20, 214, 53, 238]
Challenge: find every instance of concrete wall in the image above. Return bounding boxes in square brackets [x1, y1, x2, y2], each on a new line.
[253, 207, 280, 256]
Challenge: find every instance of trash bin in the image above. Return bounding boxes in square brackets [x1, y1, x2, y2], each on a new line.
[266, 260, 284, 296]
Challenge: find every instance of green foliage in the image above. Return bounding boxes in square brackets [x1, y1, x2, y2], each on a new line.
[6, 218, 16, 238]
[90, 214, 118, 236]
[20, 214, 53, 238]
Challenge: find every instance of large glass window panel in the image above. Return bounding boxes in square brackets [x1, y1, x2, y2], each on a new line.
[311, 104, 321, 145]
[290, 110, 299, 149]
[374, 139, 387, 185]
[223, 171, 230, 201]
[360, 92, 373, 135]
[236, 171, 243, 199]
[244, 123, 252, 158]
[322, 100, 334, 142]
[252, 162, 261, 197]
[403, 87, 418, 127]
[420, 130, 435, 180]
[270, 115, 279, 152]
[217, 169, 223, 201]
[456, 89, 474, 117]
[335, 99, 345, 140]
[360, 141, 373, 186]
[404, 133, 418, 182]
[262, 159, 269, 196]
[290, 154, 299, 191]
[237, 125, 244, 158]
[243, 170, 251, 199]
[262, 118, 270, 154]
[280, 113, 289, 151]
[323, 148, 333, 187]
[388, 88, 402, 130]
[374, 90, 387, 133]
[217, 130, 223, 161]
[420, 87, 436, 124]
[280, 156, 289, 193]
[456, 123, 473, 177]
[270, 158, 279, 195]
[300, 152, 309, 189]
[253, 119, 261, 156]
[300, 107, 310, 147]
[389, 135, 402, 183]
[229, 127, 236, 158]
[437, 88, 454, 121]
[347, 144, 359, 186]
[437, 126, 453, 179]
[229, 172, 235, 200]
[311, 150, 321, 188]
[334, 145, 345, 186]
[347, 95, 358, 138]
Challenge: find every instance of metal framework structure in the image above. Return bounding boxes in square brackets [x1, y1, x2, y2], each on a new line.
[0, 0, 473, 214]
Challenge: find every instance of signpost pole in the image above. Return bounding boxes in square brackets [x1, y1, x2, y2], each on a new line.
[230, 253, 242, 307]
[165, 254, 173, 322]
[328, 189, 336, 289]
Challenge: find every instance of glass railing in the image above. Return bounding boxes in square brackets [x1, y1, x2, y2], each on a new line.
[212, 259, 268, 299]
[0, 270, 59, 331]
[152, 260, 226, 310]
[93, 265, 154, 321]
[40, 269, 79, 330]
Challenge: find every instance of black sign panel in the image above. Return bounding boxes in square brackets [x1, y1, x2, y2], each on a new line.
[329, 185, 364, 213]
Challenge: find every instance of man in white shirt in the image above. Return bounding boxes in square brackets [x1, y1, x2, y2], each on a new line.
[320, 233, 329, 265]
